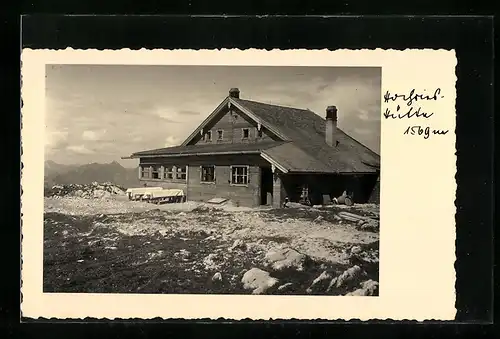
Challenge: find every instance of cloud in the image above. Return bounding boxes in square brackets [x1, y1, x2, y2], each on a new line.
[82, 129, 106, 141]
[45, 131, 69, 147]
[178, 110, 201, 116]
[66, 144, 94, 154]
[45, 65, 381, 163]
[164, 136, 181, 147]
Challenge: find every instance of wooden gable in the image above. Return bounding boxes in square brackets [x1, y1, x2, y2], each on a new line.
[184, 98, 282, 146]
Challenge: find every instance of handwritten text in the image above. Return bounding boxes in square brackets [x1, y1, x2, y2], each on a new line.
[384, 105, 434, 119]
[384, 88, 443, 106]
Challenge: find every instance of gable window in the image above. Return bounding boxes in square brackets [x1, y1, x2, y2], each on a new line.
[164, 166, 174, 179]
[242, 128, 249, 139]
[217, 129, 224, 140]
[151, 166, 161, 179]
[230, 165, 249, 185]
[140, 166, 151, 179]
[201, 165, 216, 183]
[176, 166, 187, 180]
[256, 128, 263, 138]
[204, 131, 212, 142]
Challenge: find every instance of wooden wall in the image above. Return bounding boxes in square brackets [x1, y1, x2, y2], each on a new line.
[187, 165, 261, 207]
[188, 106, 280, 145]
[139, 154, 269, 207]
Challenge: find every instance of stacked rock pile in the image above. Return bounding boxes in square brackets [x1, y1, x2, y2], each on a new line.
[45, 182, 126, 199]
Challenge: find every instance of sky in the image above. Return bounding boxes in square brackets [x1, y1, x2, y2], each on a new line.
[45, 65, 381, 168]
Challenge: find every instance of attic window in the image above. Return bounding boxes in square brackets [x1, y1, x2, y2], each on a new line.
[217, 129, 224, 140]
[256, 128, 263, 138]
[204, 131, 212, 142]
[242, 128, 249, 139]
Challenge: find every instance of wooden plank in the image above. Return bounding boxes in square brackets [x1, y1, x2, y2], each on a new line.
[206, 197, 228, 204]
[339, 211, 368, 220]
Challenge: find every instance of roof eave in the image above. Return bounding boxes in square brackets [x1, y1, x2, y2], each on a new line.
[286, 170, 379, 174]
[180, 97, 231, 146]
[130, 150, 263, 159]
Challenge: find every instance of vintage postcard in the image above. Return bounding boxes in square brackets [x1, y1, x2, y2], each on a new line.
[21, 48, 457, 320]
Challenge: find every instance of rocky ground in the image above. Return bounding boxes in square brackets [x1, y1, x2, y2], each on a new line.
[43, 184, 380, 296]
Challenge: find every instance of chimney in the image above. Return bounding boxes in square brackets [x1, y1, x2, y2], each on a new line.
[325, 106, 338, 146]
[229, 88, 240, 98]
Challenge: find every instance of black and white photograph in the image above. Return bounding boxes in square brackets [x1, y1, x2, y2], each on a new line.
[42, 64, 381, 296]
[20, 47, 459, 320]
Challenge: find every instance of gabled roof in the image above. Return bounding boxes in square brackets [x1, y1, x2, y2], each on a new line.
[233, 98, 380, 172]
[128, 94, 380, 174]
[180, 97, 290, 147]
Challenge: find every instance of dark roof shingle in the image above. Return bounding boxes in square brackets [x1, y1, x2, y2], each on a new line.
[130, 97, 380, 173]
[234, 98, 380, 172]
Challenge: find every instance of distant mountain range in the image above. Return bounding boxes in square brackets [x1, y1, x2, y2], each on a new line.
[44, 160, 141, 188]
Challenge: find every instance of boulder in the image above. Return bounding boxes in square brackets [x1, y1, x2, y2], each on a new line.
[335, 265, 365, 288]
[306, 271, 331, 293]
[357, 219, 367, 226]
[241, 268, 279, 295]
[350, 246, 362, 255]
[360, 219, 380, 232]
[346, 280, 379, 296]
[313, 215, 324, 223]
[228, 239, 245, 251]
[277, 282, 293, 292]
[212, 272, 222, 282]
[265, 247, 309, 271]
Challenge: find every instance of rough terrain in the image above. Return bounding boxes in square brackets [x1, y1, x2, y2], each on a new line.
[43, 184, 380, 296]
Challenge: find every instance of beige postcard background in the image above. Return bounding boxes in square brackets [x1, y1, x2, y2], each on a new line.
[21, 48, 457, 321]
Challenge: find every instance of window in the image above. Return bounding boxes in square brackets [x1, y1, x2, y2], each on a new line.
[176, 166, 187, 180]
[204, 131, 212, 142]
[151, 166, 161, 179]
[164, 166, 174, 179]
[242, 128, 249, 139]
[256, 128, 263, 138]
[201, 165, 215, 183]
[231, 166, 249, 185]
[217, 129, 224, 140]
[140, 166, 150, 179]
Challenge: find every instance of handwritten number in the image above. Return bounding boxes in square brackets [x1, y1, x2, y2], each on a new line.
[403, 126, 449, 139]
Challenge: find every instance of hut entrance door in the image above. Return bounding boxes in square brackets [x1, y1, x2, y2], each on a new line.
[260, 167, 273, 205]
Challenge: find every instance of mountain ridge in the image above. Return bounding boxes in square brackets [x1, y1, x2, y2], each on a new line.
[44, 160, 141, 188]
